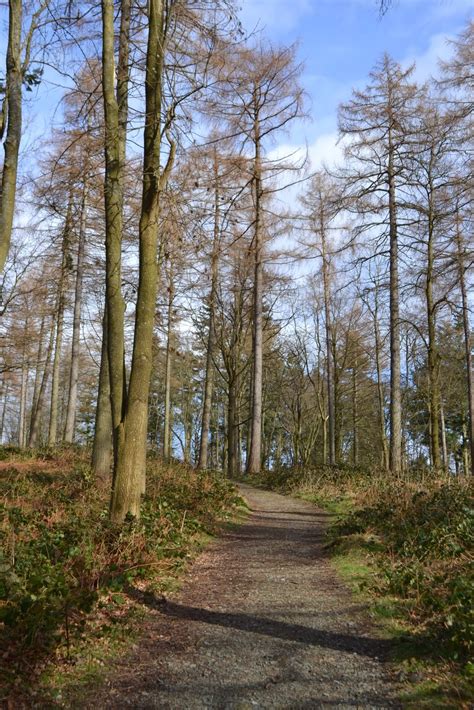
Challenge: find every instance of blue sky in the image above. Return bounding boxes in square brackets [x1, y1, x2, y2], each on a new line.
[240, 0, 473, 166]
[3, 0, 472, 184]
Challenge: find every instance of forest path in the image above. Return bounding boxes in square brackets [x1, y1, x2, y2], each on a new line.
[90, 483, 400, 709]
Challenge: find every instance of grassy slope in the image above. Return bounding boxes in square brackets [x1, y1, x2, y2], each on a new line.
[0, 447, 243, 706]
[257, 467, 474, 709]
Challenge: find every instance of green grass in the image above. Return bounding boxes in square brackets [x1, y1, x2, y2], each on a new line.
[328, 518, 474, 708]
[261, 465, 473, 708]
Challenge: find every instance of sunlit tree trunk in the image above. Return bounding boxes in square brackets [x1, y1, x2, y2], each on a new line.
[352, 363, 359, 466]
[92, 311, 112, 485]
[388, 119, 402, 475]
[456, 215, 474, 476]
[102, 0, 127, 478]
[198, 152, 220, 470]
[0, 0, 22, 273]
[227, 375, 238, 478]
[372, 286, 389, 470]
[321, 224, 336, 465]
[18, 348, 28, 448]
[107, 0, 172, 522]
[28, 318, 54, 447]
[247, 108, 263, 475]
[65, 189, 87, 443]
[0, 381, 9, 442]
[93, 0, 130, 482]
[425, 194, 441, 471]
[163, 268, 174, 463]
[49, 196, 73, 445]
[30, 316, 46, 422]
[440, 398, 448, 473]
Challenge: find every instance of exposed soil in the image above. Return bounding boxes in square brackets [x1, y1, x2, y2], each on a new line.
[84, 483, 400, 709]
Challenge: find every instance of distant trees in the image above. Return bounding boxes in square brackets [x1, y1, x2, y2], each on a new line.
[0, 1, 79, 272]
[0, 6, 472, 530]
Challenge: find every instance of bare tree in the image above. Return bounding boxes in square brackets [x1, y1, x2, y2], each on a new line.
[339, 55, 418, 475]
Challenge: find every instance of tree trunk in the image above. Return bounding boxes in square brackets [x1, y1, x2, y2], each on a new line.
[0, 381, 9, 442]
[108, 0, 169, 522]
[462, 420, 469, 476]
[18, 355, 27, 448]
[247, 110, 263, 475]
[333, 338, 341, 462]
[426, 204, 441, 471]
[49, 196, 73, 445]
[30, 316, 46, 422]
[388, 125, 402, 475]
[440, 397, 448, 473]
[28, 318, 55, 447]
[64, 190, 87, 443]
[102, 0, 127, 462]
[198, 152, 220, 470]
[227, 377, 238, 478]
[372, 286, 389, 470]
[92, 310, 113, 485]
[95, 0, 130, 488]
[0, 0, 22, 273]
[321, 221, 336, 465]
[163, 270, 173, 463]
[352, 363, 358, 466]
[456, 216, 474, 476]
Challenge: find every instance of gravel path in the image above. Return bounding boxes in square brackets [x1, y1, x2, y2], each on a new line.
[91, 484, 400, 709]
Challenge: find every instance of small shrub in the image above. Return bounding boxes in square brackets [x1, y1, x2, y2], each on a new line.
[264, 465, 474, 660]
[0, 451, 239, 684]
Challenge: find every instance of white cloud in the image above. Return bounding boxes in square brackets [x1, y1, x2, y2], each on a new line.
[307, 131, 345, 171]
[238, 0, 313, 34]
[402, 31, 456, 83]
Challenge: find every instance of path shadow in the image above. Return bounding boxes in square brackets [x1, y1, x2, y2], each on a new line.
[253, 509, 337, 518]
[127, 591, 392, 662]
[142, 677, 397, 709]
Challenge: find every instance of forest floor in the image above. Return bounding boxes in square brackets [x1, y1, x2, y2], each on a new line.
[81, 483, 401, 709]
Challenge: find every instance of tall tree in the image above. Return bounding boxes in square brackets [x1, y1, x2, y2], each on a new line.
[210, 42, 304, 474]
[103, 0, 176, 521]
[300, 171, 342, 466]
[0, 0, 51, 272]
[339, 55, 417, 475]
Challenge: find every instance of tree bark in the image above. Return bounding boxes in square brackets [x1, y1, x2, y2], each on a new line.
[109, 0, 170, 522]
[0, 380, 9, 442]
[456, 215, 474, 476]
[18, 352, 27, 448]
[227, 376, 238, 478]
[321, 218, 336, 466]
[425, 191, 441, 471]
[352, 362, 358, 466]
[440, 397, 448, 473]
[388, 121, 402, 475]
[0, 0, 22, 273]
[198, 151, 220, 470]
[64, 189, 87, 443]
[163, 268, 173, 463]
[92, 310, 113, 485]
[102, 0, 126, 456]
[49, 196, 73, 445]
[247, 108, 263, 475]
[372, 286, 389, 470]
[30, 316, 46, 422]
[28, 318, 54, 447]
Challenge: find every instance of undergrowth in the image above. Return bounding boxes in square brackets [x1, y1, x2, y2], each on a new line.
[258, 465, 474, 706]
[0, 447, 239, 704]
